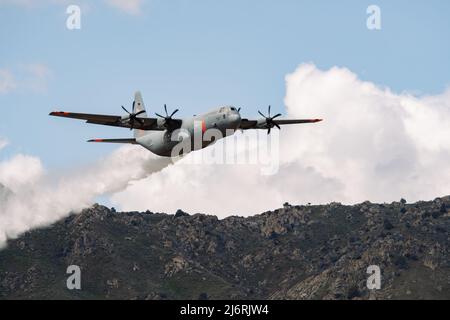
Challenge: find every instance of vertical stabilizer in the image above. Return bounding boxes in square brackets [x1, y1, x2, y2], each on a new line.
[133, 91, 147, 138]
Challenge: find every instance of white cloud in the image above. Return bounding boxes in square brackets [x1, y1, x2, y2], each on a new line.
[0, 0, 69, 8]
[23, 63, 51, 79]
[0, 69, 16, 94]
[0, 64, 51, 94]
[0, 154, 43, 192]
[111, 156, 345, 217]
[103, 0, 143, 15]
[0, 137, 9, 151]
[20, 63, 52, 93]
[0, 0, 141, 14]
[0, 145, 172, 248]
[111, 64, 450, 217]
[282, 64, 450, 203]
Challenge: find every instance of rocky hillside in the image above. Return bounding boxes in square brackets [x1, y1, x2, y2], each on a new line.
[0, 198, 449, 300]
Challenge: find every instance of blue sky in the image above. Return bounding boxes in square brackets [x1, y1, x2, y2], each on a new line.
[1, 0, 450, 170]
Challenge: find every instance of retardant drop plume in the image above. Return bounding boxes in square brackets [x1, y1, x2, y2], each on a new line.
[0, 144, 172, 248]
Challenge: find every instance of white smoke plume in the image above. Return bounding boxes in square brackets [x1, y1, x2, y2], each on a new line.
[0, 145, 172, 248]
[111, 64, 450, 217]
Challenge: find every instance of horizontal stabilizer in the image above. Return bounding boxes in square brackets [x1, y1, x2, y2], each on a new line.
[87, 138, 137, 144]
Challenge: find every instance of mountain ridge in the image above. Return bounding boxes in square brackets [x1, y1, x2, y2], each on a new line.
[0, 197, 449, 300]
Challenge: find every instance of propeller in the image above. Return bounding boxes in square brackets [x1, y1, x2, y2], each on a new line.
[155, 104, 179, 128]
[122, 102, 146, 130]
[258, 105, 281, 134]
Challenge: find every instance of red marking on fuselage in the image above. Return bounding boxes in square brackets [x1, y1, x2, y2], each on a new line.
[202, 120, 206, 133]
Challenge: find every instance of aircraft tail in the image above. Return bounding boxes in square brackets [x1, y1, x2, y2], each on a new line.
[133, 91, 147, 139]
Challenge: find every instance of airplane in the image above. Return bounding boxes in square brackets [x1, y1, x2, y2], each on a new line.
[50, 91, 322, 157]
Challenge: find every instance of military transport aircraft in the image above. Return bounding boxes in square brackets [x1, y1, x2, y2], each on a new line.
[50, 91, 322, 157]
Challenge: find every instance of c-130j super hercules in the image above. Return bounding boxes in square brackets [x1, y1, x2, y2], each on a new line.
[50, 91, 322, 157]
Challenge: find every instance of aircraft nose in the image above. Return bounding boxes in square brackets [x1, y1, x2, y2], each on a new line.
[230, 112, 241, 124]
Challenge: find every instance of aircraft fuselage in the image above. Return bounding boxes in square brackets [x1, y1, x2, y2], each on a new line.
[136, 106, 242, 157]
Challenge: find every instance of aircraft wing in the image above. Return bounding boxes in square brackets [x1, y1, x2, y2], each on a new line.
[239, 119, 258, 129]
[272, 119, 323, 125]
[49, 111, 163, 131]
[239, 118, 322, 130]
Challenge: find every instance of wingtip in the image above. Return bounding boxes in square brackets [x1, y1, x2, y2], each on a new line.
[87, 139, 103, 143]
[49, 111, 70, 116]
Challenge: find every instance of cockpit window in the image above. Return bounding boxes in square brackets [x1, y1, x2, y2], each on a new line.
[230, 107, 236, 111]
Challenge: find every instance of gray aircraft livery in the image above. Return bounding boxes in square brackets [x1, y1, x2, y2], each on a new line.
[50, 91, 322, 157]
